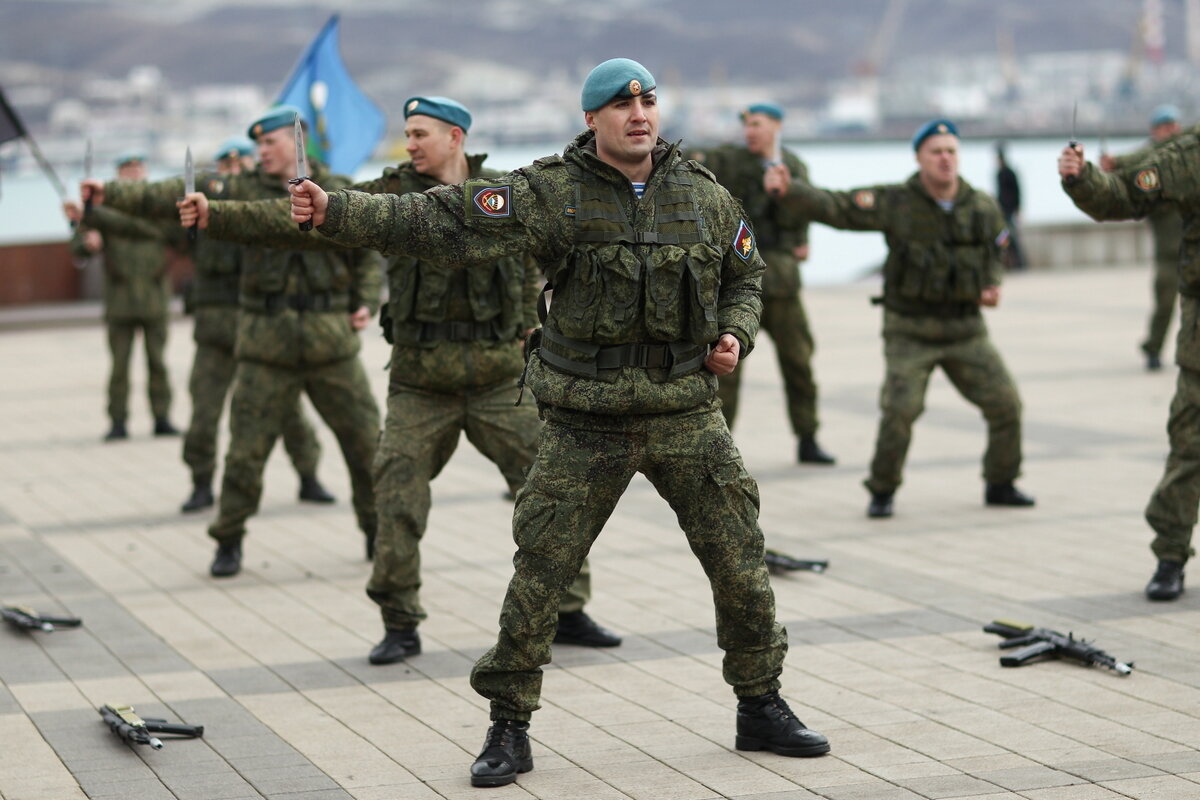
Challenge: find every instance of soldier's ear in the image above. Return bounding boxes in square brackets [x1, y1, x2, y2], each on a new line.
[584, 111, 596, 131]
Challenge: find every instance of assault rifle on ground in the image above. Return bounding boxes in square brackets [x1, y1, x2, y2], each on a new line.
[99, 704, 204, 749]
[764, 550, 828, 574]
[983, 619, 1133, 676]
[1, 605, 82, 632]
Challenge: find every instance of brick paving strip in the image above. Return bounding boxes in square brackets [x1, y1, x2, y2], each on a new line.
[2, 266, 1199, 799]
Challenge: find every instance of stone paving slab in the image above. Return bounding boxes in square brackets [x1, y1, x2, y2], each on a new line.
[2, 265, 1200, 799]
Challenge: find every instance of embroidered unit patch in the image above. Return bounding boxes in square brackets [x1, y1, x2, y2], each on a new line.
[733, 219, 756, 261]
[472, 185, 512, 218]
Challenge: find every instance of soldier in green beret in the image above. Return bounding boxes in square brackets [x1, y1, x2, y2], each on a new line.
[1060, 134, 1200, 601]
[285, 56, 830, 788]
[83, 106, 382, 576]
[768, 119, 1033, 519]
[1100, 105, 1185, 371]
[179, 94, 621, 664]
[66, 152, 181, 441]
[688, 103, 835, 465]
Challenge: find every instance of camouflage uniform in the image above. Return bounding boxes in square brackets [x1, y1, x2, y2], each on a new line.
[180, 176, 323, 490]
[1111, 141, 1183, 361]
[204, 155, 595, 631]
[1064, 136, 1200, 564]
[308, 131, 784, 720]
[105, 164, 383, 546]
[690, 144, 820, 436]
[71, 206, 175, 426]
[784, 174, 1022, 494]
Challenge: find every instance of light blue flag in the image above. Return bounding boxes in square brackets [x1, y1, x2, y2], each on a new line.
[275, 15, 385, 174]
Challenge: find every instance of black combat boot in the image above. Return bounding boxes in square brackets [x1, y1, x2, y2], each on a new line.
[1146, 560, 1185, 601]
[104, 420, 128, 441]
[154, 418, 181, 436]
[181, 482, 214, 513]
[470, 719, 532, 787]
[797, 436, 836, 465]
[985, 483, 1035, 507]
[867, 491, 894, 519]
[209, 542, 242, 578]
[736, 692, 831, 757]
[298, 475, 336, 504]
[554, 610, 622, 647]
[368, 628, 421, 665]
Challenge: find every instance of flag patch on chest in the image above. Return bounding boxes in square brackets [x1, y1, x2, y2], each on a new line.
[472, 185, 512, 217]
[733, 219, 756, 261]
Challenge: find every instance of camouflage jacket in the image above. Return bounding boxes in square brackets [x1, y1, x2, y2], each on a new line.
[205, 155, 541, 392]
[689, 143, 809, 297]
[72, 206, 175, 322]
[311, 131, 765, 416]
[783, 172, 1005, 341]
[104, 164, 382, 368]
[1064, 131, 1200, 368]
[1110, 138, 1184, 265]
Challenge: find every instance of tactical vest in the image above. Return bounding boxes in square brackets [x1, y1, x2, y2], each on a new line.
[385, 253, 525, 345]
[240, 248, 354, 313]
[535, 158, 718, 381]
[881, 187, 992, 315]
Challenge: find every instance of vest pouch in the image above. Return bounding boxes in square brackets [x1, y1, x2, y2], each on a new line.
[684, 243, 721, 343]
[242, 250, 289, 295]
[892, 242, 933, 301]
[1180, 234, 1200, 297]
[948, 244, 987, 302]
[301, 250, 348, 294]
[466, 259, 505, 323]
[918, 242, 951, 303]
[386, 255, 420, 322]
[592, 245, 642, 340]
[412, 263, 453, 323]
[645, 245, 687, 340]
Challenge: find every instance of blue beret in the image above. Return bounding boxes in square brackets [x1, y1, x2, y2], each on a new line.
[114, 150, 146, 168]
[247, 104, 305, 141]
[1151, 104, 1180, 127]
[742, 103, 784, 122]
[912, 118, 959, 151]
[403, 96, 472, 133]
[214, 136, 255, 161]
[581, 58, 656, 112]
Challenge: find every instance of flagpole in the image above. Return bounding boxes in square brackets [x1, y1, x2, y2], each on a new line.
[0, 88, 70, 202]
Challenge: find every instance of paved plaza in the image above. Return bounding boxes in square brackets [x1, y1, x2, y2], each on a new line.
[1, 265, 1198, 800]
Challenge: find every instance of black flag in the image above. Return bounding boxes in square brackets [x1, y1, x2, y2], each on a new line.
[0, 86, 27, 145]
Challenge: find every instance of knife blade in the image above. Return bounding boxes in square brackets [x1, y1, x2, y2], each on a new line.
[184, 145, 197, 241]
[288, 113, 313, 231]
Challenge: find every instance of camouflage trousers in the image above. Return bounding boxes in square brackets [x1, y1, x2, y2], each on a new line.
[1142, 259, 1179, 359]
[182, 341, 323, 486]
[718, 294, 819, 437]
[470, 400, 787, 721]
[209, 357, 380, 544]
[367, 372, 592, 631]
[107, 318, 171, 423]
[1144, 365, 1200, 564]
[865, 331, 1023, 495]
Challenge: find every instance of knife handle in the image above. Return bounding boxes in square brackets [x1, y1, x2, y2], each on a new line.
[289, 176, 314, 231]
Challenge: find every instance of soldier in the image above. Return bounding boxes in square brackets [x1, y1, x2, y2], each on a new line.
[994, 142, 1026, 270]
[768, 119, 1034, 518]
[83, 106, 383, 577]
[179, 96, 620, 663]
[687, 103, 835, 465]
[1100, 105, 1184, 372]
[65, 151, 180, 441]
[1059, 132, 1200, 601]
[286, 57, 830, 788]
[176, 136, 335, 513]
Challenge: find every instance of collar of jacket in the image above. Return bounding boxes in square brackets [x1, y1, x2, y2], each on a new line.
[565, 129, 682, 189]
[906, 171, 975, 207]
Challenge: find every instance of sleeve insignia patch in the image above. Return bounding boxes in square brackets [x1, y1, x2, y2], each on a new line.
[1135, 168, 1160, 192]
[563, 204, 576, 217]
[733, 219, 756, 261]
[995, 228, 1010, 247]
[471, 185, 512, 218]
[853, 190, 876, 210]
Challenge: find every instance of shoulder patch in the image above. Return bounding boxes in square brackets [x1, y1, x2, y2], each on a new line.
[1135, 167, 1160, 192]
[853, 190, 876, 210]
[732, 219, 756, 261]
[464, 180, 513, 219]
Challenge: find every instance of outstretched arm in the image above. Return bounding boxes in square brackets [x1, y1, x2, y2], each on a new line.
[1059, 143, 1161, 222]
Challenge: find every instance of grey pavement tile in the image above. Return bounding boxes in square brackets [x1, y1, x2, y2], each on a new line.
[208, 666, 296, 696]
[160, 772, 263, 800]
[244, 774, 342, 796]
[0, 504, 15, 523]
[209, 734, 309, 761]
[1140, 750, 1200, 774]
[1058, 758, 1166, 782]
[269, 660, 361, 692]
[818, 782, 929, 800]
[0, 634, 70, 683]
[895, 774, 1007, 798]
[263, 790, 353, 800]
[730, 792, 821, 800]
[975, 766, 1086, 791]
[0, 676, 24, 712]
[78, 775, 173, 799]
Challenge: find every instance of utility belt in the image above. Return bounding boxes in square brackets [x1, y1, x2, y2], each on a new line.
[418, 320, 503, 342]
[873, 295, 979, 318]
[191, 275, 241, 308]
[241, 291, 350, 314]
[539, 327, 708, 379]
